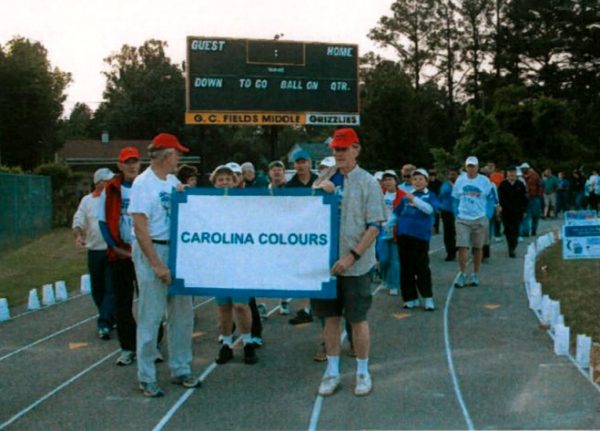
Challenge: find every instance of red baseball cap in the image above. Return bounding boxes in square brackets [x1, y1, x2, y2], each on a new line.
[148, 133, 189, 153]
[118, 146, 141, 162]
[329, 128, 360, 149]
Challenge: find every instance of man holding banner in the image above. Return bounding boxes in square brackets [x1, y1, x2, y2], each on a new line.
[312, 128, 386, 397]
[129, 133, 200, 397]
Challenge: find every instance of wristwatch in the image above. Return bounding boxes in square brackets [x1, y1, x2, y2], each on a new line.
[350, 249, 361, 260]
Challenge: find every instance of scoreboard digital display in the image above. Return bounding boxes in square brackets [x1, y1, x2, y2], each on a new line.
[185, 37, 360, 126]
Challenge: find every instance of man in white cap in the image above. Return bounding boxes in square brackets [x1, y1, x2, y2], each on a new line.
[452, 156, 499, 288]
[72, 168, 115, 339]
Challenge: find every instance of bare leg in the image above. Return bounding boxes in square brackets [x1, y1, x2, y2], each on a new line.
[458, 247, 468, 273]
[351, 321, 370, 359]
[323, 316, 342, 356]
[472, 247, 483, 273]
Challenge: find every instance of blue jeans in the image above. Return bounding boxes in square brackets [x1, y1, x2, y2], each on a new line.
[377, 237, 400, 290]
[520, 197, 541, 236]
[87, 250, 115, 330]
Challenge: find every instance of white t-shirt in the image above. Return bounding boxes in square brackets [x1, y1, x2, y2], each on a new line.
[128, 167, 180, 240]
[72, 193, 107, 250]
[452, 174, 495, 220]
[383, 191, 397, 221]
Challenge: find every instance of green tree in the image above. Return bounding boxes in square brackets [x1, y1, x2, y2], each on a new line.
[93, 39, 185, 139]
[0, 37, 71, 169]
[531, 96, 584, 165]
[368, 0, 437, 91]
[62, 102, 93, 138]
[455, 105, 521, 166]
[359, 59, 452, 169]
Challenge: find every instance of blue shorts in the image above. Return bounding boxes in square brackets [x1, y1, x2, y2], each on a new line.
[215, 296, 250, 306]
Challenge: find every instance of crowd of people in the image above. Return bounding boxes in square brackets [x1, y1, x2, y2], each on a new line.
[72, 127, 599, 399]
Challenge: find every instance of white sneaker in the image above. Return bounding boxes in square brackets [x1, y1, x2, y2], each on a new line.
[279, 301, 290, 315]
[354, 373, 373, 396]
[422, 297, 435, 311]
[318, 374, 341, 396]
[376, 282, 387, 291]
[403, 299, 419, 309]
[115, 350, 135, 366]
[389, 288, 399, 296]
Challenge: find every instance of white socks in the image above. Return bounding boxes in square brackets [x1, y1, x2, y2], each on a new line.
[325, 355, 340, 376]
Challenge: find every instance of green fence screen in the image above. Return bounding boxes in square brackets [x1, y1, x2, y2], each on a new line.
[0, 173, 52, 250]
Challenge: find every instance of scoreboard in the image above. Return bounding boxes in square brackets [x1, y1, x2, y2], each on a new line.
[185, 37, 360, 126]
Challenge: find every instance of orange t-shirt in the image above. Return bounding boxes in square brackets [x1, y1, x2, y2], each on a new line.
[490, 172, 504, 187]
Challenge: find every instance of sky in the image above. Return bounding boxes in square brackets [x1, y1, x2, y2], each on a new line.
[0, 0, 396, 116]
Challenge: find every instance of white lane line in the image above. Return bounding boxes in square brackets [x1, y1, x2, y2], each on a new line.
[307, 246, 444, 431]
[0, 297, 216, 429]
[0, 349, 120, 430]
[440, 232, 548, 431]
[308, 396, 324, 431]
[4, 292, 89, 322]
[152, 301, 285, 431]
[443, 280, 475, 431]
[0, 296, 213, 363]
[0, 314, 98, 362]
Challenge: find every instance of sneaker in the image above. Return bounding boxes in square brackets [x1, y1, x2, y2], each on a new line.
[251, 336, 263, 348]
[116, 350, 136, 366]
[279, 301, 291, 315]
[518, 237, 524, 242]
[454, 273, 467, 288]
[98, 327, 111, 340]
[389, 288, 399, 296]
[139, 381, 164, 397]
[509, 250, 516, 258]
[468, 273, 480, 287]
[257, 303, 268, 318]
[403, 299, 419, 309]
[313, 344, 327, 362]
[289, 309, 313, 325]
[216, 344, 234, 364]
[155, 351, 164, 363]
[354, 373, 373, 396]
[171, 374, 201, 388]
[318, 374, 341, 396]
[444, 255, 456, 261]
[244, 343, 258, 364]
[422, 297, 435, 311]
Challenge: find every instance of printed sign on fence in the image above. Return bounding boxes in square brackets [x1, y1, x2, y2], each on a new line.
[168, 188, 339, 298]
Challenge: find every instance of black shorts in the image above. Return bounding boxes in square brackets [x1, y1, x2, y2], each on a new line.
[311, 273, 372, 323]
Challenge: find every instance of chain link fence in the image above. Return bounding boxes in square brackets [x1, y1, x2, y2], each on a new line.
[0, 173, 52, 251]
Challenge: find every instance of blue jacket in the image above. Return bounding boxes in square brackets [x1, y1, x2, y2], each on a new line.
[392, 188, 440, 242]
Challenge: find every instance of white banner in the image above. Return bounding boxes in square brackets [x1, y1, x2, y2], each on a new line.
[168, 189, 339, 298]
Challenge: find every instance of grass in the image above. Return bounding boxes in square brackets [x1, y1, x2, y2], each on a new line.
[536, 241, 600, 343]
[0, 228, 87, 306]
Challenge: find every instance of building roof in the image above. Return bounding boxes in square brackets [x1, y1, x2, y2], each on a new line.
[56, 139, 199, 167]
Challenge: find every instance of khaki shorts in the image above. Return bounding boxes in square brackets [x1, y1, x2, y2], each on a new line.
[311, 273, 372, 323]
[455, 216, 489, 249]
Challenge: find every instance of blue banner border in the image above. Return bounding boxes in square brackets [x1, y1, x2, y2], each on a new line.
[167, 187, 339, 298]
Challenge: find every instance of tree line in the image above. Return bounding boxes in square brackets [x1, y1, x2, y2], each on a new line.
[1, 0, 598, 174]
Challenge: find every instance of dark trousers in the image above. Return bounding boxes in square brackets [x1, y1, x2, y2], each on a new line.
[111, 259, 137, 351]
[88, 250, 114, 330]
[502, 213, 523, 254]
[398, 235, 432, 301]
[249, 297, 262, 338]
[441, 210, 456, 259]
